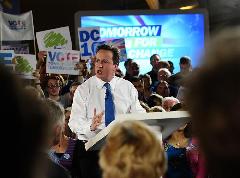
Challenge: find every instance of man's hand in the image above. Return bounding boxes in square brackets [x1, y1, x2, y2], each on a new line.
[90, 108, 104, 131]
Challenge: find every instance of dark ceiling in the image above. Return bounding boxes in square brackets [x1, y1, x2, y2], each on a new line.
[20, 0, 151, 48]
[199, 0, 240, 32]
[20, 0, 151, 30]
[20, 0, 240, 49]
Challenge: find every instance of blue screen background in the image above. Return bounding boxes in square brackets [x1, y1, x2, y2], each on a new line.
[80, 13, 205, 74]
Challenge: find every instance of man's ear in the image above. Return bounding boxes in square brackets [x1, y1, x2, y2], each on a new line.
[113, 64, 118, 71]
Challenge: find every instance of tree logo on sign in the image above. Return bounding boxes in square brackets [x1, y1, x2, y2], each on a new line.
[44, 31, 68, 48]
[12, 56, 33, 73]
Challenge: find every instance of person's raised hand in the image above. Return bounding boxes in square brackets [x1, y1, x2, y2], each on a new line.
[37, 51, 47, 63]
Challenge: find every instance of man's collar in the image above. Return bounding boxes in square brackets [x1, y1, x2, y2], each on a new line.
[95, 76, 117, 91]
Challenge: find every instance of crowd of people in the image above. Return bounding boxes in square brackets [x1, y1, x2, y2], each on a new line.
[2, 26, 240, 178]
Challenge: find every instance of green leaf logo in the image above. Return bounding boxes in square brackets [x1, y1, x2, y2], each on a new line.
[43, 31, 68, 48]
[14, 56, 33, 73]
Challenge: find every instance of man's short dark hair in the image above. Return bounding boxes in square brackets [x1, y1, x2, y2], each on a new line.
[150, 54, 160, 61]
[168, 60, 174, 67]
[124, 58, 133, 68]
[96, 44, 120, 65]
[147, 93, 163, 108]
[179, 56, 191, 65]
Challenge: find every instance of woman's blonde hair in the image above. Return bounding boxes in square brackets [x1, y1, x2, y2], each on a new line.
[99, 120, 167, 178]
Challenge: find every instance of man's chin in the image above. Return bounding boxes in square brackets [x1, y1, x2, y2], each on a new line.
[96, 75, 109, 82]
[96, 73, 103, 79]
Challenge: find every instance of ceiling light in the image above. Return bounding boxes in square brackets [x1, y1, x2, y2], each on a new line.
[180, 4, 198, 10]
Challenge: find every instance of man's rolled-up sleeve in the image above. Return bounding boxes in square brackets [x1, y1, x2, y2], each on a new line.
[68, 85, 92, 138]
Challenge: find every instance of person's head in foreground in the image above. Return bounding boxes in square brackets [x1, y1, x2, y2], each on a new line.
[0, 64, 51, 178]
[99, 120, 166, 178]
[185, 27, 240, 178]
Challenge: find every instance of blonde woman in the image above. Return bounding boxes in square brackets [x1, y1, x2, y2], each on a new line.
[100, 120, 167, 178]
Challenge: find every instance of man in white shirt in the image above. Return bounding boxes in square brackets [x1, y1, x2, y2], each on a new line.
[69, 44, 145, 178]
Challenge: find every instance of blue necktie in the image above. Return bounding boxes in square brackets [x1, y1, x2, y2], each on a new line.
[104, 83, 115, 126]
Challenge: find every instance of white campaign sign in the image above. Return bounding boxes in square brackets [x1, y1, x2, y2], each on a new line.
[46, 49, 80, 75]
[78, 27, 101, 61]
[13, 54, 37, 79]
[0, 11, 34, 41]
[36, 26, 72, 51]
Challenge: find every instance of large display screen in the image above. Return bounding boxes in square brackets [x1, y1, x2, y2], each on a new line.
[75, 9, 209, 74]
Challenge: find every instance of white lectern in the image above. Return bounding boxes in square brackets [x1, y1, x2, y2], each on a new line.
[85, 111, 190, 151]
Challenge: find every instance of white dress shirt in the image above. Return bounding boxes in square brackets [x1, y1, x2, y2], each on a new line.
[69, 76, 146, 140]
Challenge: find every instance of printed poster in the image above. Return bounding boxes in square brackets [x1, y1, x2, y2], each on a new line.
[78, 27, 100, 61]
[0, 11, 34, 41]
[13, 54, 36, 79]
[1, 43, 30, 54]
[46, 49, 80, 75]
[36, 26, 72, 50]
